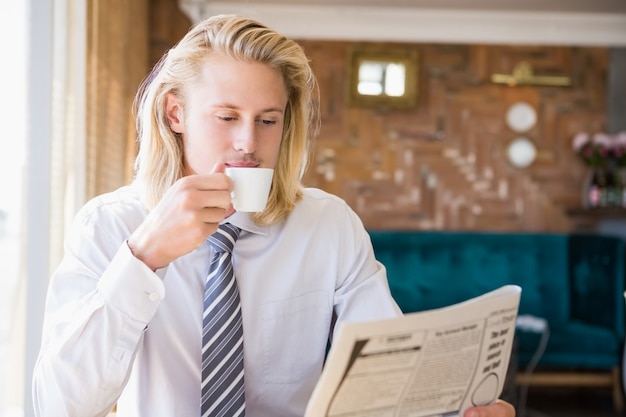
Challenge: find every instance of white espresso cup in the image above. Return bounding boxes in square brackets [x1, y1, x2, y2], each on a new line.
[225, 167, 274, 212]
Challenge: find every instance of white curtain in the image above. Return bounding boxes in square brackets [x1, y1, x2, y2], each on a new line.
[4, 1, 87, 416]
[50, 0, 88, 272]
[0, 2, 29, 415]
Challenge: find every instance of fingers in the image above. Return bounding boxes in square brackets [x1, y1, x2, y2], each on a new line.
[464, 400, 516, 417]
[128, 173, 235, 270]
[175, 174, 232, 210]
[210, 162, 226, 174]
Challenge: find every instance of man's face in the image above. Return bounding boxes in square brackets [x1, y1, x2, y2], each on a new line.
[166, 53, 288, 175]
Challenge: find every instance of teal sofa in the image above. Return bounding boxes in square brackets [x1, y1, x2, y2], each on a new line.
[368, 231, 625, 410]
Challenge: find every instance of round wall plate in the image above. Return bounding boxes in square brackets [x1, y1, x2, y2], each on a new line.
[506, 102, 537, 133]
[507, 137, 537, 168]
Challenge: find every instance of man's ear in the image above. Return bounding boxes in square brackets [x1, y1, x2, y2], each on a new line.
[165, 93, 184, 134]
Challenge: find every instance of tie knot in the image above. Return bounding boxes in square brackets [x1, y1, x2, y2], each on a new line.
[207, 223, 241, 254]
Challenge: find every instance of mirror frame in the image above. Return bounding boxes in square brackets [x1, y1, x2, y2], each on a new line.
[347, 47, 419, 109]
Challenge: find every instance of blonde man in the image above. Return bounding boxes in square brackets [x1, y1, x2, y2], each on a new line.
[33, 15, 515, 417]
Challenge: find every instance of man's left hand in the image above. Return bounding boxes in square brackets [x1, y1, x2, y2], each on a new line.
[464, 400, 515, 417]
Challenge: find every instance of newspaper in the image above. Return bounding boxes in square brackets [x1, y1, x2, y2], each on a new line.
[305, 285, 521, 417]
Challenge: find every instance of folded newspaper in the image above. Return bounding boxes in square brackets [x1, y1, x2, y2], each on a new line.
[305, 285, 522, 417]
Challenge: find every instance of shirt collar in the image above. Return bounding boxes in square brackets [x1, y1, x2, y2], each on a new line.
[224, 211, 270, 236]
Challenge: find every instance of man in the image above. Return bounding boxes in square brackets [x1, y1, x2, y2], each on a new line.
[33, 14, 515, 417]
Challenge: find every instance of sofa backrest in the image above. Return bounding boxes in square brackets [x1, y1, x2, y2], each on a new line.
[368, 231, 573, 323]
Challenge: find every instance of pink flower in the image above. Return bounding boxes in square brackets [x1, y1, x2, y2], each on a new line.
[592, 133, 612, 148]
[615, 132, 626, 146]
[610, 131, 626, 166]
[572, 132, 590, 151]
[572, 131, 610, 167]
[572, 131, 626, 167]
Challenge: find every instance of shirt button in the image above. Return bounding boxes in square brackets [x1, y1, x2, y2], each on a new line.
[148, 292, 159, 302]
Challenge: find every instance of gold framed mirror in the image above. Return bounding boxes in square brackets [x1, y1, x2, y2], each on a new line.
[347, 47, 418, 109]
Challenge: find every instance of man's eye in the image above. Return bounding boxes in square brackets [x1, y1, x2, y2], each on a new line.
[218, 116, 236, 121]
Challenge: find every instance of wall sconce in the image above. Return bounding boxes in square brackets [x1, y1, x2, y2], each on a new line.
[491, 62, 571, 87]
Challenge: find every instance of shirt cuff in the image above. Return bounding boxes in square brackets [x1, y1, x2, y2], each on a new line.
[97, 241, 166, 324]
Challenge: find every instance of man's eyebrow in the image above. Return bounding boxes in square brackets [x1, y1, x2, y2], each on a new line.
[262, 107, 285, 114]
[212, 103, 285, 114]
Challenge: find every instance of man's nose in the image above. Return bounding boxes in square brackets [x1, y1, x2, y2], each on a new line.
[233, 123, 257, 154]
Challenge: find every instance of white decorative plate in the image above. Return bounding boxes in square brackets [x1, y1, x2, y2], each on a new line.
[506, 102, 537, 133]
[507, 137, 537, 168]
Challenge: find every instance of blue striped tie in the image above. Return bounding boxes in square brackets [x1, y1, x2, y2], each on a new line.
[201, 223, 245, 417]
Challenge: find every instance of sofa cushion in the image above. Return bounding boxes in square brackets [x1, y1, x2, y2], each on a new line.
[517, 320, 620, 369]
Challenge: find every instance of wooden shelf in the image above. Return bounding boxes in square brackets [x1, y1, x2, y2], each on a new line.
[566, 208, 626, 219]
[567, 208, 626, 238]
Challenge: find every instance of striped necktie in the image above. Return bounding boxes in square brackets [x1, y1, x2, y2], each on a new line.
[201, 223, 246, 417]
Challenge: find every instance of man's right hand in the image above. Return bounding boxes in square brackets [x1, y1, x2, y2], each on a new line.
[127, 164, 234, 271]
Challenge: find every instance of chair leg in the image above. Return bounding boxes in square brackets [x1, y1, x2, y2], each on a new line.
[612, 366, 624, 414]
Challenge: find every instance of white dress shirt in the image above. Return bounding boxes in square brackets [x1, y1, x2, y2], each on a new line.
[32, 185, 402, 417]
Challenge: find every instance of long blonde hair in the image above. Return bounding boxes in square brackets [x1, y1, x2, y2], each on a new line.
[133, 15, 320, 225]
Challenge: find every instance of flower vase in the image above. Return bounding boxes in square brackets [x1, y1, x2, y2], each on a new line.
[582, 167, 605, 209]
[602, 164, 620, 207]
